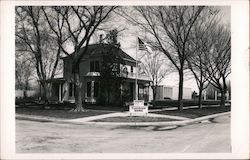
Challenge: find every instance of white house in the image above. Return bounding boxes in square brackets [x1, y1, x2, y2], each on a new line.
[155, 85, 192, 100]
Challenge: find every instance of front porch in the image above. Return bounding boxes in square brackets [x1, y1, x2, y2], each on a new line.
[122, 79, 150, 102]
[40, 78, 66, 103]
[46, 77, 151, 105]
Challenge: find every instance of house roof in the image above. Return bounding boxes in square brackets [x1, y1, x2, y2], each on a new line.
[62, 44, 136, 63]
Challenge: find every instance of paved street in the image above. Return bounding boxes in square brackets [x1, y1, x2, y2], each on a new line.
[16, 115, 231, 153]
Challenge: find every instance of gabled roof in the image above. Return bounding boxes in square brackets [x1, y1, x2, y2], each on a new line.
[62, 44, 136, 62]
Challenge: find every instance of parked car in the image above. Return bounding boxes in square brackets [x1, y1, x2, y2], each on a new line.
[163, 97, 172, 100]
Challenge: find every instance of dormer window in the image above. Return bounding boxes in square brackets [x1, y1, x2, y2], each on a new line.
[90, 61, 100, 72]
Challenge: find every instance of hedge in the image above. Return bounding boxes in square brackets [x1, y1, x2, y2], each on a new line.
[151, 99, 222, 107]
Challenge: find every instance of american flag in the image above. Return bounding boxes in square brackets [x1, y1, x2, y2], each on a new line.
[138, 38, 148, 51]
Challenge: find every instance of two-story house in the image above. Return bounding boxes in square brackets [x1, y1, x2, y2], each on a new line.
[45, 43, 151, 105]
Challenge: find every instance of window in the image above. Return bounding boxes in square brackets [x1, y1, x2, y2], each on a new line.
[87, 81, 99, 97]
[95, 61, 100, 72]
[131, 66, 133, 73]
[90, 61, 100, 72]
[94, 82, 99, 97]
[164, 87, 173, 98]
[69, 83, 74, 97]
[90, 61, 95, 72]
[87, 82, 91, 97]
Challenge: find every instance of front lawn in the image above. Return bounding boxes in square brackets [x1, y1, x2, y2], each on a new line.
[154, 106, 230, 119]
[92, 116, 179, 122]
[16, 107, 113, 120]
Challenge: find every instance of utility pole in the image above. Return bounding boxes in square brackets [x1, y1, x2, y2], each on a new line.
[135, 37, 138, 100]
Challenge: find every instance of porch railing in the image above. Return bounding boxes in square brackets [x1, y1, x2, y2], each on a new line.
[120, 72, 150, 81]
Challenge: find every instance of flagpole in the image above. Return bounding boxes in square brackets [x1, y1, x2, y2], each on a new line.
[135, 38, 138, 100]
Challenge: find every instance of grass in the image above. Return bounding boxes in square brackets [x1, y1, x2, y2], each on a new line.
[85, 104, 126, 112]
[153, 106, 231, 119]
[16, 103, 230, 120]
[16, 102, 127, 112]
[16, 107, 113, 120]
[92, 116, 179, 122]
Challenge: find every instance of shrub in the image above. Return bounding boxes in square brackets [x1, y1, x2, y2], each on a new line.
[151, 99, 221, 107]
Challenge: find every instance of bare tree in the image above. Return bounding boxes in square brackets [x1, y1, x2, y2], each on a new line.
[15, 6, 63, 103]
[204, 24, 231, 107]
[15, 55, 34, 98]
[122, 6, 205, 110]
[52, 6, 118, 112]
[186, 9, 219, 108]
[41, 7, 70, 78]
[16, 6, 117, 111]
[139, 49, 170, 100]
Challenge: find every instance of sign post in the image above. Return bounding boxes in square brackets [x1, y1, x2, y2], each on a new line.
[129, 100, 148, 116]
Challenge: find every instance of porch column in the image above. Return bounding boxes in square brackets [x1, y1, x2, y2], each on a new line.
[226, 91, 229, 101]
[65, 82, 69, 100]
[215, 90, 217, 100]
[59, 84, 62, 102]
[204, 90, 207, 100]
[91, 81, 94, 98]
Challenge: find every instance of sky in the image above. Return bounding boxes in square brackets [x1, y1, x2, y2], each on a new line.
[27, 6, 231, 91]
[111, 6, 231, 92]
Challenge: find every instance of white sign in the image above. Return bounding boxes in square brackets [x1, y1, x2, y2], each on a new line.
[129, 100, 148, 116]
[133, 100, 144, 107]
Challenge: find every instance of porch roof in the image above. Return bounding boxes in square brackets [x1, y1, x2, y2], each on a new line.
[124, 72, 152, 83]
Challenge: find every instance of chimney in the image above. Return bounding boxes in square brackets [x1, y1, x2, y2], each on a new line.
[99, 34, 103, 43]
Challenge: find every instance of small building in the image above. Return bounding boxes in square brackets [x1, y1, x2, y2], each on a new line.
[45, 43, 151, 105]
[155, 85, 192, 100]
[204, 84, 230, 101]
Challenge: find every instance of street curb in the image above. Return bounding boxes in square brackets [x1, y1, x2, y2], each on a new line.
[16, 111, 230, 126]
[149, 104, 230, 112]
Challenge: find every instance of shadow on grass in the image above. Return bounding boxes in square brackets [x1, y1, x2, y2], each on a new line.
[154, 106, 231, 119]
[15, 106, 114, 120]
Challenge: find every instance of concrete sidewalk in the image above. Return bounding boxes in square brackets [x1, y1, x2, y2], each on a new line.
[67, 112, 125, 123]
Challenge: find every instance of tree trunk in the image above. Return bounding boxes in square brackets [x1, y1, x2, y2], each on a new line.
[198, 84, 203, 109]
[24, 80, 29, 98]
[220, 76, 227, 107]
[73, 71, 84, 112]
[178, 69, 184, 111]
[220, 89, 226, 107]
[40, 82, 48, 100]
[40, 81, 49, 108]
[108, 91, 110, 104]
[152, 86, 156, 101]
[23, 90, 27, 99]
